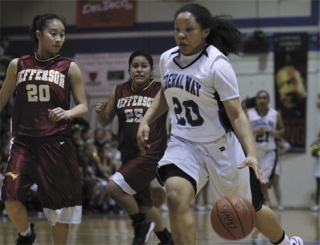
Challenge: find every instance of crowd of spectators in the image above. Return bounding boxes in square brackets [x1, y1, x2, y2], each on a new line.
[70, 119, 122, 215]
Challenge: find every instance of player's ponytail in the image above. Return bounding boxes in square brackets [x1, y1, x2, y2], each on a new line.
[207, 15, 242, 56]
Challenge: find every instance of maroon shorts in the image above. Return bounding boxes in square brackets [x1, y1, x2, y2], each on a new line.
[1, 135, 82, 210]
[119, 153, 162, 207]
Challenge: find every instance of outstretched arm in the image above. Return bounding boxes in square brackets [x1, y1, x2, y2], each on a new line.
[137, 87, 168, 155]
[223, 97, 266, 184]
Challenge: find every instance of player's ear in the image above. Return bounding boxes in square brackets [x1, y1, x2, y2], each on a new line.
[202, 27, 210, 39]
[35, 30, 42, 40]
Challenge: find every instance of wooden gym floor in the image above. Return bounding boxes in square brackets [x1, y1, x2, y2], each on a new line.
[0, 209, 319, 245]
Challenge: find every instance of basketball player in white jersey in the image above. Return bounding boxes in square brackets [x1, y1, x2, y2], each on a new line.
[247, 90, 285, 207]
[137, 3, 303, 245]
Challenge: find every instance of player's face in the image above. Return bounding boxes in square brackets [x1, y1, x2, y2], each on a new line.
[174, 12, 209, 56]
[37, 19, 65, 57]
[129, 56, 152, 89]
[255, 92, 269, 109]
[276, 66, 306, 108]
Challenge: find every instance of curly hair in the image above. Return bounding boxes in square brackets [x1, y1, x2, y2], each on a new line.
[175, 3, 242, 56]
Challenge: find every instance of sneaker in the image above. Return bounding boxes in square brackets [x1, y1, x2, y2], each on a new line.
[155, 228, 174, 245]
[160, 203, 168, 212]
[194, 204, 206, 211]
[158, 238, 175, 245]
[290, 236, 304, 245]
[16, 223, 37, 245]
[311, 204, 319, 212]
[132, 219, 155, 245]
[205, 204, 212, 211]
[277, 205, 285, 211]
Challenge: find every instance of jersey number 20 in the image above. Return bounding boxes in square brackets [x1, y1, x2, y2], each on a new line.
[172, 97, 204, 127]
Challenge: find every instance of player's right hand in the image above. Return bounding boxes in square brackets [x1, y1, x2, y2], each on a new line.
[95, 101, 107, 114]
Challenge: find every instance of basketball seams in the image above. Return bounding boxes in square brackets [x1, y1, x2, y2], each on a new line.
[247, 199, 256, 231]
[211, 194, 255, 240]
[225, 195, 245, 238]
[213, 201, 237, 240]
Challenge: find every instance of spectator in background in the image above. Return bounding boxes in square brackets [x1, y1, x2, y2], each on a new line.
[309, 134, 320, 212]
[247, 90, 285, 207]
[271, 138, 291, 211]
[93, 128, 109, 152]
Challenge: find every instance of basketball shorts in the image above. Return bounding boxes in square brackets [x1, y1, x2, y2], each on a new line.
[274, 161, 282, 176]
[1, 135, 82, 225]
[110, 153, 162, 207]
[257, 149, 278, 183]
[158, 132, 252, 203]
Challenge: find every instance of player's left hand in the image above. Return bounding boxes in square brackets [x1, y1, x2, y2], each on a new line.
[238, 156, 266, 184]
[48, 108, 69, 122]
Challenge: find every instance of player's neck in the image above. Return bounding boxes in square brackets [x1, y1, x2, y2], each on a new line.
[257, 107, 268, 116]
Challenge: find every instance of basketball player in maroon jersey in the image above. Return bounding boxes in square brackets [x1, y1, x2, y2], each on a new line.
[95, 50, 173, 245]
[0, 14, 87, 244]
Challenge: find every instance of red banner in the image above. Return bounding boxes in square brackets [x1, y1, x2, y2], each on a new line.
[76, 0, 136, 29]
[273, 33, 308, 153]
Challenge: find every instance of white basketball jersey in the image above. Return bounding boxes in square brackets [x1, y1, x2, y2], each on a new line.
[159, 45, 240, 142]
[247, 108, 278, 151]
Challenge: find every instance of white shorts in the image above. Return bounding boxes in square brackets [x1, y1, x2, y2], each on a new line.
[257, 149, 277, 182]
[43, 206, 82, 226]
[158, 131, 251, 202]
[274, 161, 281, 176]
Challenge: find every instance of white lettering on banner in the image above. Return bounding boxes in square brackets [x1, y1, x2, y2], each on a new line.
[82, 0, 133, 14]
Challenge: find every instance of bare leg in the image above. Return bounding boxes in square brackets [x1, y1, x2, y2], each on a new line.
[52, 222, 69, 245]
[272, 175, 282, 206]
[166, 177, 195, 245]
[255, 205, 286, 243]
[5, 200, 29, 233]
[106, 180, 139, 214]
[143, 206, 166, 232]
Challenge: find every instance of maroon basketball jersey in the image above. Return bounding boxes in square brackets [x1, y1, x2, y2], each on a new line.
[12, 53, 72, 137]
[115, 80, 168, 157]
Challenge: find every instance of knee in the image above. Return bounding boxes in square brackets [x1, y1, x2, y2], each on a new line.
[166, 191, 188, 212]
[5, 200, 24, 212]
[105, 181, 122, 198]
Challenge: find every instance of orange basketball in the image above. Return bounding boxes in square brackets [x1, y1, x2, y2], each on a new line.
[210, 194, 256, 240]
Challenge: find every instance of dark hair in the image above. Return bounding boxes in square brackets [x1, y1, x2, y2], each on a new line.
[29, 14, 66, 47]
[128, 49, 154, 69]
[174, 3, 242, 56]
[256, 90, 270, 99]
